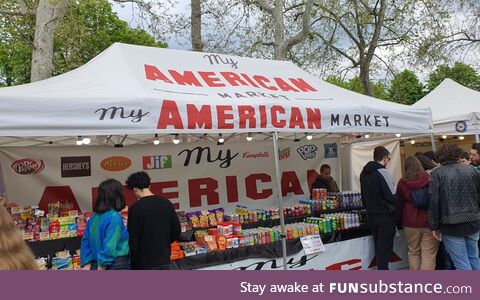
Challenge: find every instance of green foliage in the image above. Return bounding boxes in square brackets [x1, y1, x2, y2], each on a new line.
[388, 70, 424, 105]
[427, 62, 480, 92]
[0, 0, 165, 86]
[325, 76, 388, 100]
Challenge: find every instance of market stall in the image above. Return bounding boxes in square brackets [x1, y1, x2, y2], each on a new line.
[0, 43, 433, 270]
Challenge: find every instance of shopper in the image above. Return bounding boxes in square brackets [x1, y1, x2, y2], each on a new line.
[415, 152, 437, 172]
[360, 146, 396, 270]
[310, 164, 339, 196]
[459, 151, 471, 165]
[0, 199, 38, 270]
[429, 143, 480, 270]
[80, 179, 129, 270]
[396, 156, 439, 270]
[423, 151, 439, 166]
[470, 143, 480, 172]
[126, 171, 181, 270]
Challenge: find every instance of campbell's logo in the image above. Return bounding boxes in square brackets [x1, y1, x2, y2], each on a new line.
[100, 156, 132, 172]
[11, 158, 45, 175]
[242, 152, 269, 159]
[279, 148, 290, 160]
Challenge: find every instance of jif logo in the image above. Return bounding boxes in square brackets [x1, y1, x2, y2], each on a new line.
[143, 155, 172, 170]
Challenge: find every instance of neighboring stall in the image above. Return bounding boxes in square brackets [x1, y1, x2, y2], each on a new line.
[0, 43, 433, 270]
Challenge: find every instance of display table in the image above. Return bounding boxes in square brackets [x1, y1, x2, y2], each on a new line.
[173, 226, 371, 270]
[28, 237, 82, 258]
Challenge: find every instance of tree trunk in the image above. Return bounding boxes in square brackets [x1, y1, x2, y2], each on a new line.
[191, 0, 203, 52]
[360, 62, 373, 96]
[30, 0, 68, 82]
[273, 0, 286, 60]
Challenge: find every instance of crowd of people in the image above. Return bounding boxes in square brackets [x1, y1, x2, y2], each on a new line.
[360, 143, 480, 270]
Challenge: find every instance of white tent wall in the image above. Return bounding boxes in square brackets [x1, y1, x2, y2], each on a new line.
[349, 139, 401, 191]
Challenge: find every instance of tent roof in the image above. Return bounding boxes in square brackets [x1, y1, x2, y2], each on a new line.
[0, 43, 431, 145]
[413, 78, 480, 123]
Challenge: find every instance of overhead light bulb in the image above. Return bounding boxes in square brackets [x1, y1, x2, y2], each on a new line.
[246, 133, 253, 142]
[76, 136, 83, 146]
[364, 134, 370, 139]
[153, 133, 160, 145]
[173, 134, 180, 144]
[306, 133, 313, 140]
[411, 139, 416, 145]
[218, 133, 224, 144]
[459, 136, 465, 140]
[442, 135, 447, 139]
[395, 133, 401, 138]
[82, 137, 91, 145]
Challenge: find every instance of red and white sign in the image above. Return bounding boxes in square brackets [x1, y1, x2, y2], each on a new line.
[0, 138, 340, 212]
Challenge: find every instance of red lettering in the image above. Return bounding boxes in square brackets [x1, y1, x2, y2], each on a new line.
[187, 104, 212, 129]
[188, 178, 219, 207]
[259, 105, 267, 128]
[198, 71, 225, 87]
[169, 70, 202, 86]
[289, 78, 317, 92]
[326, 259, 362, 270]
[253, 75, 278, 91]
[220, 72, 248, 87]
[274, 77, 299, 92]
[289, 107, 305, 129]
[241, 73, 259, 88]
[238, 105, 256, 129]
[307, 169, 320, 194]
[245, 173, 273, 200]
[39, 186, 81, 213]
[158, 100, 184, 129]
[306, 108, 321, 129]
[144, 64, 173, 83]
[217, 105, 234, 129]
[271, 105, 286, 128]
[226, 176, 239, 203]
[281, 171, 304, 196]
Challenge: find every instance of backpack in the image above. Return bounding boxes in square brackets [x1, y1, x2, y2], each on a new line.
[410, 187, 430, 208]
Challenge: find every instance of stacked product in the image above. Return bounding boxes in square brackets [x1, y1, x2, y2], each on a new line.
[304, 210, 369, 234]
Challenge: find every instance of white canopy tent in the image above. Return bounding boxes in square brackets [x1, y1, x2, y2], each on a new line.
[413, 78, 480, 140]
[0, 43, 432, 269]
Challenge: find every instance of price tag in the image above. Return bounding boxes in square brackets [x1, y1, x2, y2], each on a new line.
[300, 235, 325, 255]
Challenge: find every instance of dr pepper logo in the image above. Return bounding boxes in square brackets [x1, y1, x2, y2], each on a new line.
[100, 156, 132, 172]
[11, 158, 45, 175]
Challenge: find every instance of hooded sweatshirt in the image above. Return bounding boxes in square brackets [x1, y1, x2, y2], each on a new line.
[396, 172, 429, 228]
[360, 161, 396, 215]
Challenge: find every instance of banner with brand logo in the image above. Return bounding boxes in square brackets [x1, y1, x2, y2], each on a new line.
[199, 233, 408, 270]
[0, 138, 339, 212]
[0, 44, 431, 139]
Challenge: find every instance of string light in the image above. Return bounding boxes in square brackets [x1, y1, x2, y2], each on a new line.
[364, 134, 370, 139]
[306, 133, 313, 140]
[76, 136, 83, 146]
[218, 133, 224, 144]
[82, 137, 91, 145]
[153, 134, 160, 145]
[173, 134, 180, 144]
[246, 133, 253, 142]
[395, 133, 401, 138]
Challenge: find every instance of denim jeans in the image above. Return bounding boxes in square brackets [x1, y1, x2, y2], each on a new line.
[443, 232, 480, 270]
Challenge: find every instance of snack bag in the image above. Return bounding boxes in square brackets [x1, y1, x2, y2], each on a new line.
[208, 211, 217, 227]
[215, 208, 224, 224]
[216, 235, 227, 251]
[204, 235, 218, 252]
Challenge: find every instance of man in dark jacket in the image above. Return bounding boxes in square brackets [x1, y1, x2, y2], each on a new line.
[360, 146, 396, 270]
[126, 171, 181, 270]
[429, 143, 480, 270]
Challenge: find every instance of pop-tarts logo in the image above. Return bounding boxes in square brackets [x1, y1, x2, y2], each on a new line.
[297, 145, 318, 160]
[143, 155, 172, 170]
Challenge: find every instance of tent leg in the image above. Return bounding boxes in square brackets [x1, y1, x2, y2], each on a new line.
[272, 132, 288, 271]
[430, 133, 436, 152]
[474, 114, 480, 143]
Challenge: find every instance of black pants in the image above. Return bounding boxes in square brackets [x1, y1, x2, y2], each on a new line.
[369, 214, 396, 270]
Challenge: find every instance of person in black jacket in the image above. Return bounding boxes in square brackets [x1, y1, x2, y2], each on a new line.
[126, 171, 181, 270]
[429, 143, 480, 270]
[310, 164, 339, 198]
[360, 146, 396, 270]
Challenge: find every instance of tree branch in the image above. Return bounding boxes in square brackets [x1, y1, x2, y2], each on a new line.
[353, 1, 365, 46]
[285, 0, 314, 52]
[312, 31, 359, 67]
[316, 3, 362, 49]
[366, 0, 386, 62]
[247, 0, 274, 15]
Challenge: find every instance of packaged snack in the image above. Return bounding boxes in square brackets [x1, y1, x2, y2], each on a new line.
[232, 237, 239, 248]
[208, 211, 217, 227]
[226, 237, 233, 249]
[187, 212, 200, 228]
[215, 208, 224, 224]
[204, 235, 218, 252]
[48, 202, 60, 217]
[216, 235, 227, 251]
[199, 211, 209, 228]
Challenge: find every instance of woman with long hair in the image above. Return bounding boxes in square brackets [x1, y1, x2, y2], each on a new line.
[0, 201, 38, 270]
[80, 179, 129, 270]
[397, 156, 439, 270]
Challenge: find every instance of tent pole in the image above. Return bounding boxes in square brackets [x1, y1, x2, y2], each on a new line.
[272, 131, 288, 270]
[474, 114, 480, 143]
[430, 133, 436, 152]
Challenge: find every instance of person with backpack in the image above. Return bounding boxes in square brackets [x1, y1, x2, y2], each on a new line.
[397, 156, 439, 270]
